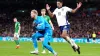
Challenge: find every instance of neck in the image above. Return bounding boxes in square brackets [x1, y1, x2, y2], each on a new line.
[42, 14, 46, 16]
[34, 15, 37, 19]
[58, 6, 62, 9]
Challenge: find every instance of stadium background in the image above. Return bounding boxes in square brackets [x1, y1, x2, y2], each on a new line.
[0, 0, 100, 56]
[0, 0, 100, 42]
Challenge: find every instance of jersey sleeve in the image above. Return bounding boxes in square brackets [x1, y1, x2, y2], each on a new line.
[64, 6, 72, 12]
[53, 8, 57, 15]
[47, 16, 51, 22]
[18, 22, 20, 26]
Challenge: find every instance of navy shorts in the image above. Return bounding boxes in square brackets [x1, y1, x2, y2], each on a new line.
[59, 25, 70, 34]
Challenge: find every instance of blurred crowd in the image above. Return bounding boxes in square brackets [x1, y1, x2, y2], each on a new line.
[69, 16, 100, 38]
[0, 12, 100, 38]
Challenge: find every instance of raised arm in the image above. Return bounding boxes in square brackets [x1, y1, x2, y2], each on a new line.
[71, 2, 82, 13]
[46, 4, 54, 18]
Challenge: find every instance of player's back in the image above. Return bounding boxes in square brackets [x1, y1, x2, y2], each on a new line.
[34, 16, 52, 30]
[34, 16, 52, 35]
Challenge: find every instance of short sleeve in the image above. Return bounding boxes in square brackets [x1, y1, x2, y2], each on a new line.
[53, 8, 57, 15]
[64, 6, 72, 12]
[47, 16, 51, 21]
[18, 22, 20, 26]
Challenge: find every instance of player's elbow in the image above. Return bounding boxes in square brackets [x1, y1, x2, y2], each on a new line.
[50, 15, 53, 18]
[71, 10, 76, 13]
[49, 14, 54, 18]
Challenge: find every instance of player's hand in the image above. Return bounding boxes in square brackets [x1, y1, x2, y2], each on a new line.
[77, 2, 82, 9]
[46, 4, 51, 10]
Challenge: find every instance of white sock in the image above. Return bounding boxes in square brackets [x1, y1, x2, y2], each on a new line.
[66, 36, 78, 49]
[71, 39, 78, 49]
[66, 36, 74, 46]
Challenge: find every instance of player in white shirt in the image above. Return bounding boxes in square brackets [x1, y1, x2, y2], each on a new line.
[46, 0, 82, 54]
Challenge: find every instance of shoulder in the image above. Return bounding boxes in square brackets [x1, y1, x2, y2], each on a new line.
[39, 16, 43, 18]
[63, 6, 69, 9]
[54, 8, 58, 11]
[37, 16, 42, 20]
[37, 16, 41, 18]
[63, 6, 67, 8]
[17, 22, 20, 25]
[37, 16, 45, 21]
[46, 15, 50, 18]
[62, 6, 72, 12]
[17, 22, 20, 24]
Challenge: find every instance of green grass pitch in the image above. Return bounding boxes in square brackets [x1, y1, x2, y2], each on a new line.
[0, 41, 100, 56]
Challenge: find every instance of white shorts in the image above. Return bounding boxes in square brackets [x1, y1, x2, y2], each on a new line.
[14, 33, 19, 38]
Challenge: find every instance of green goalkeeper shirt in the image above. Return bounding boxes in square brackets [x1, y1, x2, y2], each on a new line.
[15, 22, 20, 33]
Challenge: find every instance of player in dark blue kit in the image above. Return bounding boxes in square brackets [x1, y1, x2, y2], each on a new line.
[30, 10, 57, 56]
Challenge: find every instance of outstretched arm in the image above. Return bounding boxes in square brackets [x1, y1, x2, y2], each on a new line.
[46, 4, 54, 18]
[71, 2, 82, 13]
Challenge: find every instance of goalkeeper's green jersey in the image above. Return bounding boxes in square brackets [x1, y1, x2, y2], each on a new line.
[15, 22, 20, 33]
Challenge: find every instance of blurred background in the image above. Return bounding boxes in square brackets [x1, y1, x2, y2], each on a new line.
[0, 0, 100, 39]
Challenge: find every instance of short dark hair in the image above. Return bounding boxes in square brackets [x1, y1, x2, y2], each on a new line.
[57, 0, 63, 3]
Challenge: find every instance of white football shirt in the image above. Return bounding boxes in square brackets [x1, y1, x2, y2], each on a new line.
[53, 6, 72, 26]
